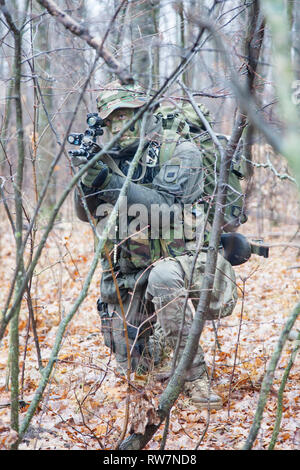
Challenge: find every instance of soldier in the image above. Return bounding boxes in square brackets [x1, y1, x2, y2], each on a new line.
[74, 80, 238, 410]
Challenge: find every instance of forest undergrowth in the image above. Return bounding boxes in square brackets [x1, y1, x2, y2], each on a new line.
[0, 182, 300, 450]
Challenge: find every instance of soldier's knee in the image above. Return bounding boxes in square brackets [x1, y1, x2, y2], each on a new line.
[147, 258, 185, 298]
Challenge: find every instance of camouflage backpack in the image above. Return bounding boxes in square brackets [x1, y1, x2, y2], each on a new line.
[155, 102, 248, 231]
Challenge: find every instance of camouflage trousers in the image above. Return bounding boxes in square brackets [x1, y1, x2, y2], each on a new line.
[99, 253, 237, 378]
[146, 253, 237, 381]
[145, 257, 206, 381]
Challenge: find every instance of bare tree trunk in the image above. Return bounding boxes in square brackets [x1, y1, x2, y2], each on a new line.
[129, 0, 160, 88]
[34, 5, 56, 210]
[36, 0, 133, 84]
[243, 1, 265, 209]
[289, 0, 300, 80]
[0, 0, 27, 447]
[0, 79, 14, 174]
[9, 25, 24, 447]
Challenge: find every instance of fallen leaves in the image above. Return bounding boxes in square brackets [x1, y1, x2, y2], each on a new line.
[129, 390, 161, 435]
[0, 216, 300, 450]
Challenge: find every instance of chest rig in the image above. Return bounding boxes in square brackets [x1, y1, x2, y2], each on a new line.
[100, 114, 196, 269]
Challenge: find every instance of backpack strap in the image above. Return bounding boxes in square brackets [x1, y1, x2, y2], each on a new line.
[156, 112, 190, 167]
[101, 147, 148, 182]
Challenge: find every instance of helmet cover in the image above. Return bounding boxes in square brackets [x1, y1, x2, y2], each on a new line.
[96, 80, 147, 120]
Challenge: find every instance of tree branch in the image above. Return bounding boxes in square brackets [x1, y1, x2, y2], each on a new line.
[36, 0, 133, 84]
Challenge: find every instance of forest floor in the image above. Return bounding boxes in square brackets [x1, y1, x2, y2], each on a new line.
[0, 213, 299, 451]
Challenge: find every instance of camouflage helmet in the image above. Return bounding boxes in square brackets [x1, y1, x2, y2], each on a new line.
[96, 80, 147, 120]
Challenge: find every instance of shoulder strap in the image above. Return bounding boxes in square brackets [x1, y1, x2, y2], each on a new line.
[101, 150, 148, 182]
[156, 112, 190, 167]
[159, 129, 181, 167]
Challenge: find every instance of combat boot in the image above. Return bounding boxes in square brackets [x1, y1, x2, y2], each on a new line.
[184, 373, 223, 410]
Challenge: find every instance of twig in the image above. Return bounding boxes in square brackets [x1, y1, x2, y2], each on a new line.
[99, 0, 128, 52]
[243, 301, 300, 450]
[250, 158, 296, 184]
[36, 0, 133, 84]
[0, 177, 16, 235]
[268, 329, 300, 450]
[227, 276, 246, 417]
[74, 390, 104, 449]
[104, 244, 132, 448]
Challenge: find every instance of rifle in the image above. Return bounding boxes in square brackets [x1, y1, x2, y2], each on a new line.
[68, 113, 104, 163]
[67, 113, 140, 179]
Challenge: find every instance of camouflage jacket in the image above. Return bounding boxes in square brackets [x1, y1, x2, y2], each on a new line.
[74, 115, 204, 278]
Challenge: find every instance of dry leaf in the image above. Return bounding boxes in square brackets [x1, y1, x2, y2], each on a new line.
[129, 392, 161, 435]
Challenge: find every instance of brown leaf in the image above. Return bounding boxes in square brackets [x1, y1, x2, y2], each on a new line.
[129, 392, 160, 435]
[5, 430, 19, 448]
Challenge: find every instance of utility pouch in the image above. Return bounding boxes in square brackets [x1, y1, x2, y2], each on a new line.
[99, 268, 150, 304]
[97, 299, 116, 352]
[97, 292, 156, 372]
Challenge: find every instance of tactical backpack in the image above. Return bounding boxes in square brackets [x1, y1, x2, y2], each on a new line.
[155, 102, 248, 232]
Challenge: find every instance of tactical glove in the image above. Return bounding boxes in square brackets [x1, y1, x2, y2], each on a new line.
[81, 160, 109, 189]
